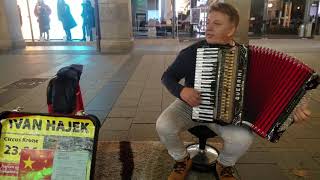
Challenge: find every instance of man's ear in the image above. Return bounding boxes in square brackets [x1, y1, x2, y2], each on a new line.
[227, 25, 237, 37]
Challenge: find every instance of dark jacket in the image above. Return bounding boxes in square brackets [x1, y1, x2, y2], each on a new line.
[57, 1, 77, 30]
[81, 2, 95, 28]
[34, 3, 51, 31]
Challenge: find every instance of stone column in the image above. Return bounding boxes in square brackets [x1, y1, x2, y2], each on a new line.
[0, 0, 25, 51]
[98, 0, 133, 53]
[303, 0, 312, 23]
[224, 0, 251, 44]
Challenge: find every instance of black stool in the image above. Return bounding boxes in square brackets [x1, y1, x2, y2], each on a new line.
[186, 125, 219, 171]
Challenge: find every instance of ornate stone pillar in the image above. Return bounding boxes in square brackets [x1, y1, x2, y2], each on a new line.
[98, 0, 133, 53]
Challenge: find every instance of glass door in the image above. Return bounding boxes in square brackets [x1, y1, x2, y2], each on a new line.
[131, 0, 175, 39]
[176, 0, 209, 40]
[17, 0, 98, 43]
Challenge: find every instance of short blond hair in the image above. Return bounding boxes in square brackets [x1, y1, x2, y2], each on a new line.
[209, 2, 240, 27]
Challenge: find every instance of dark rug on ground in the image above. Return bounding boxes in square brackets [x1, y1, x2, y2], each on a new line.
[94, 141, 222, 180]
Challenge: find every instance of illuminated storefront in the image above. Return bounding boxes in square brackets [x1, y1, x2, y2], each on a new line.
[17, 0, 97, 41]
[250, 0, 320, 37]
[131, 0, 319, 39]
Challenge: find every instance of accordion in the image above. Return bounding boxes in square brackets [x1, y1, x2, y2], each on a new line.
[192, 45, 320, 142]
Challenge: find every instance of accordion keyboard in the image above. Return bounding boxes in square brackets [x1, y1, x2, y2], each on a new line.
[193, 48, 219, 122]
[192, 46, 245, 124]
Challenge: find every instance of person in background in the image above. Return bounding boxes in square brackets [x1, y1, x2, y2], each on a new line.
[57, 0, 77, 41]
[17, 5, 22, 26]
[81, 0, 95, 41]
[34, 0, 51, 41]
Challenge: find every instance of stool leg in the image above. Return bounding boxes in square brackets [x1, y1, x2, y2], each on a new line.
[199, 137, 207, 150]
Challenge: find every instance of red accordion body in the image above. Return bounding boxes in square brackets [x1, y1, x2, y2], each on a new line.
[244, 46, 319, 142]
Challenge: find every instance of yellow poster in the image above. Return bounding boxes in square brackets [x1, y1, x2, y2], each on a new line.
[1, 115, 95, 138]
[0, 134, 43, 162]
[0, 114, 97, 180]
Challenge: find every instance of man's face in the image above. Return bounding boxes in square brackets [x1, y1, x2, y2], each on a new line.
[205, 11, 237, 44]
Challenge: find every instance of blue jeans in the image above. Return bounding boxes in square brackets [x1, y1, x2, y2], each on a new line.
[156, 99, 253, 166]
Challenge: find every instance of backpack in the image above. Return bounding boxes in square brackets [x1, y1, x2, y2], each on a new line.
[47, 65, 83, 114]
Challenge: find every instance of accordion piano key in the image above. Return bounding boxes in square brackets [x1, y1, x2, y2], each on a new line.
[192, 46, 247, 124]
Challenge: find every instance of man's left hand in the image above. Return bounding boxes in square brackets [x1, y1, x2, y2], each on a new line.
[292, 103, 311, 123]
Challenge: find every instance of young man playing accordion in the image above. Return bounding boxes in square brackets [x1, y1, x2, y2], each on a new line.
[156, 2, 312, 180]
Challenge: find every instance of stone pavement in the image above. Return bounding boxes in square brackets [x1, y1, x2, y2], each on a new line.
[0, 39, 319, 179]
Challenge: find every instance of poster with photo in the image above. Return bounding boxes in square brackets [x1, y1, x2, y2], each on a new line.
[0, 112, 99, 180]
[191, 8, 201, 24]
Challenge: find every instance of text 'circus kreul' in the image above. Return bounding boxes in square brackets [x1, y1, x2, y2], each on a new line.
[6, 118, 90, 133]
[3, 136, 39, 143]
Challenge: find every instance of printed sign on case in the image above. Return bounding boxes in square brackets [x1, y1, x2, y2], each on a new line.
[0, 113, 98, 180]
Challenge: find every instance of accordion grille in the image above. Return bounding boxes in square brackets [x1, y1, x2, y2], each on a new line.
[219, 48, 238, 122]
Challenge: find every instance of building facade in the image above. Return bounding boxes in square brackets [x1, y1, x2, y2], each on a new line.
[2, 0, 318, 53]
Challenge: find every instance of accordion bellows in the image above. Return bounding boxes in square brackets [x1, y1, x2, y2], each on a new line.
[192, 45, 319, 142]
[245, 46, 319, 142]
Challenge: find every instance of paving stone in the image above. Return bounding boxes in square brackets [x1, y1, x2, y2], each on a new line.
[0, 89, 27, 106]
[2, 95, 31, 109]
[98, 130, 129, 141]
[286, 122, 320, 139]
[100, 118, 133, 131]
[39, 106, 48, 113]
[236, 164, 289, 180]
[85, 79, 109, 90]
[119, 88, 144, 99]
[126, 81, 145, 87]
[139, 97, 162, 106]
[133, 111, 161, 123]
[273, 151, 320, 170]
[308, 117, 320, 126]
[142, 89, 163, 96]
[308, 99, 320, 117]
[114, 98, 139, 107]
[83, 89, 99, 106]
[23, 105, 46, 113]
[128, 124, 159, 141]
[85, 109, 110, 124]
[108, 107, 137, 118]
[260, 136, 302, 150]
[0, 89, 7, 94]
[313, 157, 320, 166]
[145, 83, 162, 90]
[311, 90, 320, 103]
[281, 169, 320, 180]
[22, 96, 47, 108]
[238, 151, 278, 164]
[295, 139, 320, 154]
[86, 94, 117, 111]
[0, 106, 7, 112]
[137, 105, 162, 112]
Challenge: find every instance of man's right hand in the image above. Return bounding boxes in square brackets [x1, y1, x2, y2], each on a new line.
[180, 87, 201, 107]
